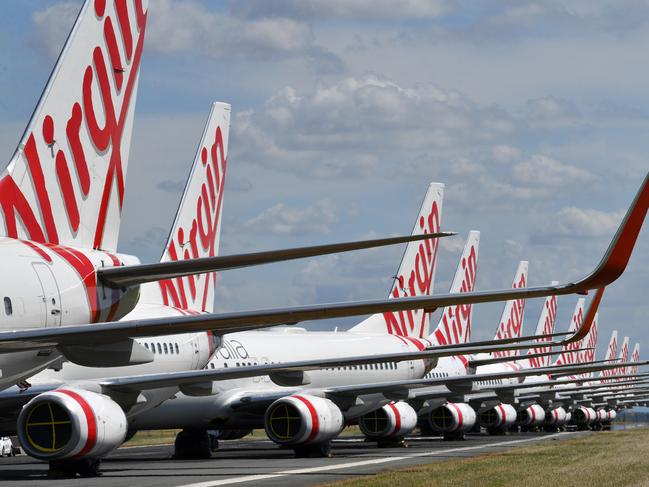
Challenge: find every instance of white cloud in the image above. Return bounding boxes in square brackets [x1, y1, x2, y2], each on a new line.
[244, 200, 338, 235]
[526, 97, 577, 120]
[29, 2, 79, 60]
[512, 155, 594, 187]
[440, 235, 466, 253]
[492, 145, 522, 164]
[552, 206, 626, 238]
[232, 75, 515, 178]
[146, 0, 318, 60]
[234, 0, 450, 21]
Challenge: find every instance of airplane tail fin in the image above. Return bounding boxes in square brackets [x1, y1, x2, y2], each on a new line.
[526, 284, 558, 368]
[579, 312, 599, 365]
[139, 102, 231, 313]
[491, 261, 528, 358]
[630, 343, 641, 376]
[429, 231, 480, 346]
[600, 330, 619, 379]
[0, 1, 148, 251]
[552, 298, 586, 366]
[350, 183, 444, 338]
[617, 336, 630, 378]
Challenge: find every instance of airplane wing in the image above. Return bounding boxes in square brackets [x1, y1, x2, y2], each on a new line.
[466, 348, 593, 368]
[0, 171, 646, 353]
[0, 272, 602, 355]
[98, 341, 551, 392]
[218, 360, 649, 411]
[0, 267, 608, 353]
[98, 233, 454, 288]
[314, 360, 649, 399]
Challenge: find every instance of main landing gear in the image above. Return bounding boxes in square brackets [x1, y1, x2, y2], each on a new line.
[376, 437, 408, 448]
[293, 442, 332, 458]
[442, 432, 467, 441]
[48, 458, 101, 478]
[174, 429, 218, 459]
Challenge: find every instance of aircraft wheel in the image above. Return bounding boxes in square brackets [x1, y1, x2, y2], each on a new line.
[377, 437, 408, 448]
[48, 459, 102, 478]
[293, 442, 332, 458]
[174, 429, 212, 459]
[443, 432, 466, 441]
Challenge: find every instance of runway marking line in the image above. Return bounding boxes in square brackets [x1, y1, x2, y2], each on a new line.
[178, 432, 571, 487]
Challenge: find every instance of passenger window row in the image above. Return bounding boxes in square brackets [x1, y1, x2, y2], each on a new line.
[202, 361, 399, 372]
[425, 371, 450, 379]
[324, 362, 398, 371]
[144, 342, 180, 355]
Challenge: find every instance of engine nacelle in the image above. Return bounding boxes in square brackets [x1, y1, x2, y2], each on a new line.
[516, 404, 545, 426]
[595, 409, 607, 422]
[427, 402, 477, 433]
[478, 403, 517, 430]
[607, 409, 617, 421]
[359, 402, 417, 439]
[571, 406, 596, 425]
[17, 388, 127, 460]
[544, 407, 568, 426]
[264, 394, 344, 446]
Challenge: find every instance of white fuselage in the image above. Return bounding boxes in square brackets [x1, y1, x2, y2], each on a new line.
[130, 329, 468, 431]
[0, 237, 140, 390]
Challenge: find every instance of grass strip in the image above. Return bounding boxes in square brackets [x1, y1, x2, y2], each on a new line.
[317, 428, 649, 487]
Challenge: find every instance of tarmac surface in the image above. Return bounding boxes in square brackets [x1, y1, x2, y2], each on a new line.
[0, 431, 587, 486]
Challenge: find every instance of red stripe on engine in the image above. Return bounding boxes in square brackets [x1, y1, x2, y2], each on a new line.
[387, 403, 401, 436]
[496, 403, 506, 427]
[58, 389, 97, 457]
[449, 403, 464, 432]
[293, 396, 319, 443]
[529, 406, 536, 424]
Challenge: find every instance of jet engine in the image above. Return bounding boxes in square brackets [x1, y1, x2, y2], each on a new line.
[17, 388, 127, 461]
[359, 402, 417, 440]
[607, 409, 617, 421]
[478, 403, 517, 431]
[264, 395, 344, 449]
[544, 407, 568, 426]
[571, 406, 596, 426]
[516, 404, 545, 427]
[595, 409, 607, 422]
[427, 402, 476, 433]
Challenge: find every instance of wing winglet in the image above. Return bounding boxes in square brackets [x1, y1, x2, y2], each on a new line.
[563, 287, 605, 344]
[574, 172, 649, 290]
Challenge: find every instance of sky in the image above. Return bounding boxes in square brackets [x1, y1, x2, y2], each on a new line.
[1, 0, 648, 362]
